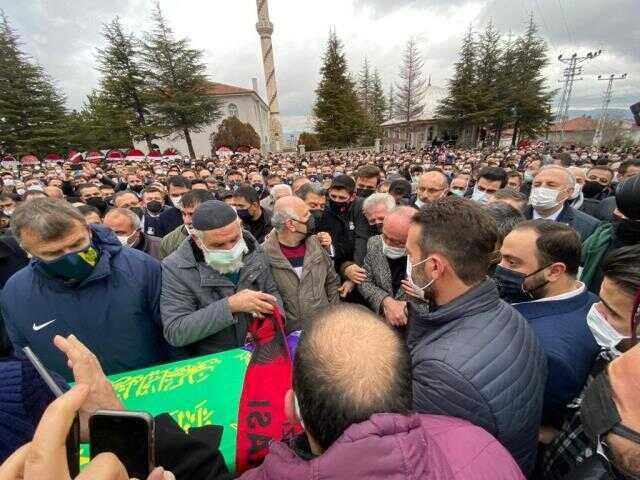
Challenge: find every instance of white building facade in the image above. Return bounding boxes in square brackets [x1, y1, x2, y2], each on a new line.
[135, 81, 271, 157]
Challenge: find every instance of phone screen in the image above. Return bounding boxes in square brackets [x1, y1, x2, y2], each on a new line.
[90, 412, 154, 478]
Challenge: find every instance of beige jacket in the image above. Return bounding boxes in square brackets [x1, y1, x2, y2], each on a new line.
[263, 231, 341, 332]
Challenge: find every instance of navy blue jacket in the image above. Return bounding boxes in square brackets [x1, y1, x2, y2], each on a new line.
[157, 207, 183, 238]
[0, 225, 170, 380]
[514, 288, 599, 425]
[524, 204, 600, 241]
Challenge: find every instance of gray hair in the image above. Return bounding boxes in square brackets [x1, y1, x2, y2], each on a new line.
[296, 182, 325, 200]
[271, 205, 299, 232]
[11, 198, 86, 243]
[113, 190, 140, 204]
[271, 184, 292, 199]
[104, 208, 141, 231]
[362, 193, 396, 215]
[537, 165, 576, 189]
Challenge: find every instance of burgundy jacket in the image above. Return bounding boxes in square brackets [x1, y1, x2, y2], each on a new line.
[239, 413, 525, 480]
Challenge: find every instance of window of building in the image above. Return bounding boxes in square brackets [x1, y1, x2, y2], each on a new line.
[228, 103, 238, 118]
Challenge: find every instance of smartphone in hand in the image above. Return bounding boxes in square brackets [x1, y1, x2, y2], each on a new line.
[89, 410, 155, 478]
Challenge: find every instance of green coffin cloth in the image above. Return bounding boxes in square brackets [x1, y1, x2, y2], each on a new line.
[80, 348, 251, 471]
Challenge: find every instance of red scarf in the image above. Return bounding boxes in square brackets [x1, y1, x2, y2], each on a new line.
[236, 307, 301, 473]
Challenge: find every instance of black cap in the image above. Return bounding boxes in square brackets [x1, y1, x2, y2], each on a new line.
[192, 200, 238, 231]
[330, 174, 355, 193]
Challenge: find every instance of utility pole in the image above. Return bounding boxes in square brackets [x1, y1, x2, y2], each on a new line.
[555, 51, 602, 142]
[592, 73, 628, 147]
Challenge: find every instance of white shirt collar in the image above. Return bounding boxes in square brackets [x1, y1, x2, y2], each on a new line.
[529, 281, 586, 303]
[532, 206, 563, 221]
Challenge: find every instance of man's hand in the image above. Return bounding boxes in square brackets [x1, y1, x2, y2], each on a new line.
[401, 279, 424, 300]
[53, 335, 123, 442]
[0, 385, 173, 480]
[382, 297, 408, 327]
[337, 280, 355, 298]
[316, 232, 332, 252]
[228, 289, 277, 316]
[344, 264, 367, 284]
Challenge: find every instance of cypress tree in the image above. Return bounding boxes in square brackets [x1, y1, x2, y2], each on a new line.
[313, 29, 363, 147]
[395, 37, 427, 140]
[370, 69, 387, 139]
[141, 2, 220, 158]
[0, 12, 68, 157]
[97, 17, 155, 150]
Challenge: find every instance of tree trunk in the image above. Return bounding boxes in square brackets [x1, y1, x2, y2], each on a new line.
[184, 128, 195, 158]
[511, 120, 519, 147]
[144, 133, 153, 152]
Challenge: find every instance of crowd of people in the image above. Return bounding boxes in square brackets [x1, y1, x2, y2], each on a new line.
[0, 141, 639, 480]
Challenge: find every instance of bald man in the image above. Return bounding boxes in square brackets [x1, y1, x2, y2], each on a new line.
[523, 165, 599, 241]
[262, 196, 340, 332]
[43, 185, 64, 200]
[103, 208, 161, 260]
[241, 304, 524, 478]
[359, 206, 428, 326]
[415, 170, 449, 208]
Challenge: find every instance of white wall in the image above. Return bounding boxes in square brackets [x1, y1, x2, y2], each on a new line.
[135, 93, 271, 157]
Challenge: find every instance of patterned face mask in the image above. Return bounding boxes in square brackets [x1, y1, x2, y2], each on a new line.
[38, 244, 99, 282]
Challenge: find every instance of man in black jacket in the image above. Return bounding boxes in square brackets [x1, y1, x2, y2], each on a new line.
[157, 176, 191, 237]
[405, 197, 547, 476]
[228, 185, 273, 244]
[523, 165, 599, 241]
[316, 175, 370, 299]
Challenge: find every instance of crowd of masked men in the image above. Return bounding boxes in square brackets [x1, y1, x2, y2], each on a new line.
[0, 143, 639, 480]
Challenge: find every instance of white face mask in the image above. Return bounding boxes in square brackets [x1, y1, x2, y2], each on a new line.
[524, 171, 535, 183]
[3, 208, 14, 216]
[450, 188, 466, 197]
[201, 237, 248, 274]
[529, 187, 561, 210]
[471, 186, 489, 204]
[405, 257, 434, 300]
[3, 179, 15, 187]
[170, 195, 183, 210]
[415, 198, 425, 209]
[117, 231, 136, 247]
[586, 303, 629, 356]
[570, 182, 583, 200]
[382, 239, 406, 259]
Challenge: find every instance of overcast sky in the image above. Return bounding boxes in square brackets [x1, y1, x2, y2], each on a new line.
[2, 0, 639, 134]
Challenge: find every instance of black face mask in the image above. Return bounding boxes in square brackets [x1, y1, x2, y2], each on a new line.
[582, 371, 640, 480]
[583, 180, 606, 199]
[146, 201, 163, 214]
[328, 199, 350, 216]
[371, 223, 383, 235]
[309, 175, 318, 183]
[493, 264, 549, 304]
[85, 197, 107, 215]
[310, 209, 324, 223]
[130, 207, 144, 220]
[356, 187, 376, 198]
[130, 184, 144, 193]
[253, 183, 264, 196]
[612, 215, 640, 245]
[294, 216, 316, 238]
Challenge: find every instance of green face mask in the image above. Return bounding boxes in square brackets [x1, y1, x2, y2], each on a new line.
[38, 244, 100, 282]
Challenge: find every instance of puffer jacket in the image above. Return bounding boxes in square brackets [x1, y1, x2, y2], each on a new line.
[160, 232, 284, 355]
[262, 231, 340, 332]
[239, 413, 525, 480]
[159, 225, 188, 260]
[407, 279, 547, 477]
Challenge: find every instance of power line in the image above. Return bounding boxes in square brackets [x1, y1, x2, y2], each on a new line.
[556, 0, 574, 45]
[592, 73, 628, 147]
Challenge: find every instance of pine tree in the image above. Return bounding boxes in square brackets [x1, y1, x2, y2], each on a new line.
[357, 58, 371, 121]
[97, 17, 154, 150]
[141, 2, 221, 158]
[473, 21, 502, 145]
[387, 84, 395, 120]
[313, 29, 364, 147]
[66, 90, 134, 150]
[0, 12, 68, 157]
[509, 16, 554, 144]
[370, 69, 387, 138]
[395, 37, 427, 140]
[436, 26, 478, 142]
